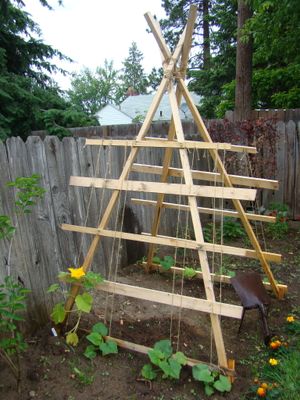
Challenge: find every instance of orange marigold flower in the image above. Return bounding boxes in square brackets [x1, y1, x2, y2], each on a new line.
[68, 266, 85, 279]
[270, 340, 281, 349]
[257, 387, 266, 397]
[269, 358, 279, 366]
[286, 315, 295, 323]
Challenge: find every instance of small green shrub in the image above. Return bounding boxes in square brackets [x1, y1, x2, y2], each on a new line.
[204, 218, 246, 243]
[265, 202, 289, 239]
[0, 277, 30, 390]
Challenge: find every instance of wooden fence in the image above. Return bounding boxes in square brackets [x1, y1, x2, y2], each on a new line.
[0, 120, 299, 326]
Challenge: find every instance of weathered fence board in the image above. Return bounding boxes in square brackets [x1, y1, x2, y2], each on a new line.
[0, 119, 299, 326]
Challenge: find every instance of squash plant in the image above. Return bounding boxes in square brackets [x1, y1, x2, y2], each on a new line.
[48, 269, 103, 346]
[192, 364, 232, 396]
[84, 322, 118, 359]
[141, 339, 187, 380]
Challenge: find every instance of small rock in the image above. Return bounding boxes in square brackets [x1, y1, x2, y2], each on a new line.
[29, 390, 36, 398]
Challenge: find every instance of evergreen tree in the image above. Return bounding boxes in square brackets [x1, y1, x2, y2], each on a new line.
[160, 0, 300, 117]
[0, 0, 96, 139]
[121, 42, 148, 95]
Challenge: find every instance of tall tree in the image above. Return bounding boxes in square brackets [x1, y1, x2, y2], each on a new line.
[234, 0, 253, 120]
[68, 60, 121, 116]
[121, 42, 148, 95]
[249, 0, 300, 108]
[147, 67, 164, 92]
[160, 0, 237, 117]
[0, 0, 96, 139]
[202, 0, 211, 70]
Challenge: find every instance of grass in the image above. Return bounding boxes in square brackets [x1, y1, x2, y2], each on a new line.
[245, 314, 300, 399]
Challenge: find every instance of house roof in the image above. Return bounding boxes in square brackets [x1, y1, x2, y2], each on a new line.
[95, 92, 201, 126]
[120, 92, 201, 122]
[95, 104, 132, 126]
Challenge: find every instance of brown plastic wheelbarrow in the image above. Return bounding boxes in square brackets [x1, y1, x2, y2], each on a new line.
[231, 271, 272, 345]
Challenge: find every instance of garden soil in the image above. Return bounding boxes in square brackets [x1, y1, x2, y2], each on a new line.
[1, 223, 299, 400]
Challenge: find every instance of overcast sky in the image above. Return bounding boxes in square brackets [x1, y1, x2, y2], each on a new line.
[24, 0, 167, 89]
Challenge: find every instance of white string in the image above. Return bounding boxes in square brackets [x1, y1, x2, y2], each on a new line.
[175, 147, 197, 352]
[169, 152, 183, 342]
[75, 143, 102, 267]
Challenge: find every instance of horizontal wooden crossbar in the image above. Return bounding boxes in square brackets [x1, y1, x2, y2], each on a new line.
[85, 138, 257, 154]
[69, 176, 257, 201]
[104, 335, 236, 375]
[131, 163, 279, 190]
[131, 198, 276, 223]
[142, 262, 287, 294]
[96, 280, 243, 319]
[61, 224, 282, 263]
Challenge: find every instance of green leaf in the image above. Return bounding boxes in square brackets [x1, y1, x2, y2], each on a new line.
[75, 292, 93, 313]
[141, 364, 157, 380]
[183, 267, 197, 279]
[83, 271, 104, 289]
[84, 344, 97, 360]
[152, 256, 161, 264]
[192, 364, 214, 383]
[204, 383, 215, 396]
[160, 255, 174, 271]
[153, 339, 173, 358]
[47, 283, 60, 293]
[66, 332, 79, 347]
[148, 348, 165, 366]
[50, 302, 66, 324]
[167, 358, 182, 379]
[213, 375, 231, 392]
[158, 360, 173, 378]
[173, 351, 187, 366]
[92, 322, 108, 336]
[99, 340, 118, 356]
[86, 332, 102, 346]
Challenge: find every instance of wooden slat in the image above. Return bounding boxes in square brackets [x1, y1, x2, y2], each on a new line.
[142, 262, 288, 294]
[85, 138, 257, 154]
[131, 198, 276, 223]
[96, 280, 243, 319]
[69, 176, 257, 201]
[104, 336, 235, 375]
[61, 225, 282, 262]
[131, 163, 279, 190]
[167, 81, 227, 367]
[144, 5, 199, 274]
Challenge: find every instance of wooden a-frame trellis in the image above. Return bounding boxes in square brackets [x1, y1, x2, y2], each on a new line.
[60, 5, 287, 372]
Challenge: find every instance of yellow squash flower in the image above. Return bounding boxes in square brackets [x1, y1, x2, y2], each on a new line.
[286, 315, 295, 323]
[68, 266, 85, 279]
[269, 358, 279, 366]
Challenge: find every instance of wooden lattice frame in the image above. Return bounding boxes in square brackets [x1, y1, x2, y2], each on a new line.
[60, 5, 287, 373]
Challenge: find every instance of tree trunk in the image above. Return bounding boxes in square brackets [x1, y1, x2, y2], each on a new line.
[202, 0, 210, 70]
[234, 0, 253, 121]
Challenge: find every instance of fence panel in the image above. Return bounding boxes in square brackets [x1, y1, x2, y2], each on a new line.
[1, 119, 299, 324]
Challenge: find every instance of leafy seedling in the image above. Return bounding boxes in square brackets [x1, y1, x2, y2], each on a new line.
[84, 322, 118, 359]
[184, 267, 197, 279]
[141, 339, 187, 380]
[192, 364, 231, 396]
